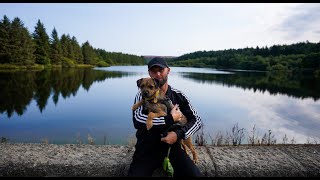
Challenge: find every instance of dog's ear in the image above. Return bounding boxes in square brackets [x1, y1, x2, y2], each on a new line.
[153, 78, 160, 89]
[136, 78, 143, 88]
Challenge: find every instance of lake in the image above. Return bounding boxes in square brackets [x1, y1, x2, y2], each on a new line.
[0, 66, 319, 145]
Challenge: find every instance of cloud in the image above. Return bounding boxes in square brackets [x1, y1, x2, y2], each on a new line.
[230, 89, 320, 143]
[274, 3, 320, 40]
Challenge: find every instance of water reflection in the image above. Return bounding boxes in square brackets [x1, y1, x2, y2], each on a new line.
[0, 66, 319, 145]
[180, 71, 320, 101]
[0, 68, 130, 118]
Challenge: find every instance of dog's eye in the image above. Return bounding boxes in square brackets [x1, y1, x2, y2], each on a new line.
[140, 85, 144, 88]
[148, 85, 154, 89]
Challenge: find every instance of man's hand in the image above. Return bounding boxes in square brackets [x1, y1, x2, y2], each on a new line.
[161, 131, 178, 145]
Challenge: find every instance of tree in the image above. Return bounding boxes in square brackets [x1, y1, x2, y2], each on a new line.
[82, 41, 95, 64]
[71, 36, 83, 64]
[10, 17, 35, 65]
[0, 15, 11, 63]
[301, 53, 320, 70]
[50, 27, 63, 65]
[60, 34, 68, 58]
[32, 19, 51, 65]
[65, 34, 75, 60]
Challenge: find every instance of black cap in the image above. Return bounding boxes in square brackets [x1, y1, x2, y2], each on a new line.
[148, 57, 169, 70]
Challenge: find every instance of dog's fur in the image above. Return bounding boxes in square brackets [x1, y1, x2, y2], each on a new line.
[132, 77, 198, 164]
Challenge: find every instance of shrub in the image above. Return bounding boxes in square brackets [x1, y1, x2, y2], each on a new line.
[96, 61, 109, 67]
[61, 57, 76, 67]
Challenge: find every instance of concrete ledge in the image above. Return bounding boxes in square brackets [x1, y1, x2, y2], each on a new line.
[0, 143, 319, 177]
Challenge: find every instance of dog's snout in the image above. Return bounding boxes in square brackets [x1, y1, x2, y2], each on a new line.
[143, 91, 149, 96]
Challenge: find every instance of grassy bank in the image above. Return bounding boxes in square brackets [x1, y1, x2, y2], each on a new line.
[0, 63, 95, 72]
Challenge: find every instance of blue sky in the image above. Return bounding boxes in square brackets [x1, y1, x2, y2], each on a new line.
[1, 3, 320, 57]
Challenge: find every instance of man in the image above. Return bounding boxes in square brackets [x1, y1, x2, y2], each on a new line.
[128, 57, 203, 177]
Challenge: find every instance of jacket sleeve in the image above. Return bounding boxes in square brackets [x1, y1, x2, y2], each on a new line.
[132, 91, 175, 130]
[174, 92, 202, 140]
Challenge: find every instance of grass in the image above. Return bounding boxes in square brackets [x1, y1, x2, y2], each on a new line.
[0, 63, 45, 72]
[0, 63, 94, 71]
[75, 64, 95, 68]
[195, 123, 320, 147]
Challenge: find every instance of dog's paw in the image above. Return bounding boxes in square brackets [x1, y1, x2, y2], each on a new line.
[159, 112, 167, 117]
[193, 159, 198, 164]
[132, 104, 138, 110]
[193, 155, 199, 164]
[147, 122, 152, 131]
[146, 121, 153, 130]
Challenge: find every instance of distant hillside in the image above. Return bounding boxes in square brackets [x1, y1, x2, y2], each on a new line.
[143, 55, 177, 63]
[164, 41, 320, 77]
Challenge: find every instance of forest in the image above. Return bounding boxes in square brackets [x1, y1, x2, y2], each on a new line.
[0, 15, 145, 69]
[1, 15, 319, 78]
[166, 41, 320, 77]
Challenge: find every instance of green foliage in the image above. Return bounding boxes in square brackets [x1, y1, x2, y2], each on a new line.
[50, 27, 63, 65]
[0, 63, 44, 71]
[301, 52, 320, 69]
[27, 64, 45, 70]
[61, 57, 76, 68]
[96, 61, 109, 67]
[0, 16, 35, 65]
[82, 41, 95, 65]
[71, 36, 84, 64]
[94, 48, 145, 65]
[0, 63, 24, 69]
[169, 42, 320, 74]
[269, 63, 289, 71]
[0, 15, 11, 63]
[60, 34, 69, 58]
[33, 19, 51, 65]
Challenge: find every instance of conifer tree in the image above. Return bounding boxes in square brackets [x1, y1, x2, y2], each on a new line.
[32, 19, 51, 65]
[10, 17, 35, 65]
[71, 36, 84, 64]
[60, 34, 68, 58]
[82, 41, 95, 64]
[65, 34, 75, 60]
[50, 27, 63, 65]
[0, 15, 11, 63]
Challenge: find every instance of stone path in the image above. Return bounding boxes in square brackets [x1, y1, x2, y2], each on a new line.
[0, 143, 319, 177]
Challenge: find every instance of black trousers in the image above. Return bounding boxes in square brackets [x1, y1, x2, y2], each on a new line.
[127, 133, 203, 177]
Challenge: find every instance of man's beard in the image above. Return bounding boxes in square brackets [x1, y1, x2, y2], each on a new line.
[159, 75, 168, 86]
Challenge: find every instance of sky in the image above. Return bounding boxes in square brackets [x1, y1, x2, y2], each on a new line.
[1, 3, 320, 57]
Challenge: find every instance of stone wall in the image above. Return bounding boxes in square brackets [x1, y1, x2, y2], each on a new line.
[0, 143, 319, 177]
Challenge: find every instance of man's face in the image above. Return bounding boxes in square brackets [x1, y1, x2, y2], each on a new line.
[148, 66, 170, 86]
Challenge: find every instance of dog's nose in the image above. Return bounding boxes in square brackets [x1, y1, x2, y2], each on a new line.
[143, 91, 149, 96]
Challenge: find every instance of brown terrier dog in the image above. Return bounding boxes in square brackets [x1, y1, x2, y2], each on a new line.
[132, 77, 198, 164]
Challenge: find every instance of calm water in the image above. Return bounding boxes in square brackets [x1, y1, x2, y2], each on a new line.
[0, 66, 319, 145]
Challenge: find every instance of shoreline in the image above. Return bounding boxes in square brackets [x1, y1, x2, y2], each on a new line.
[0, 143, 319, 177]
